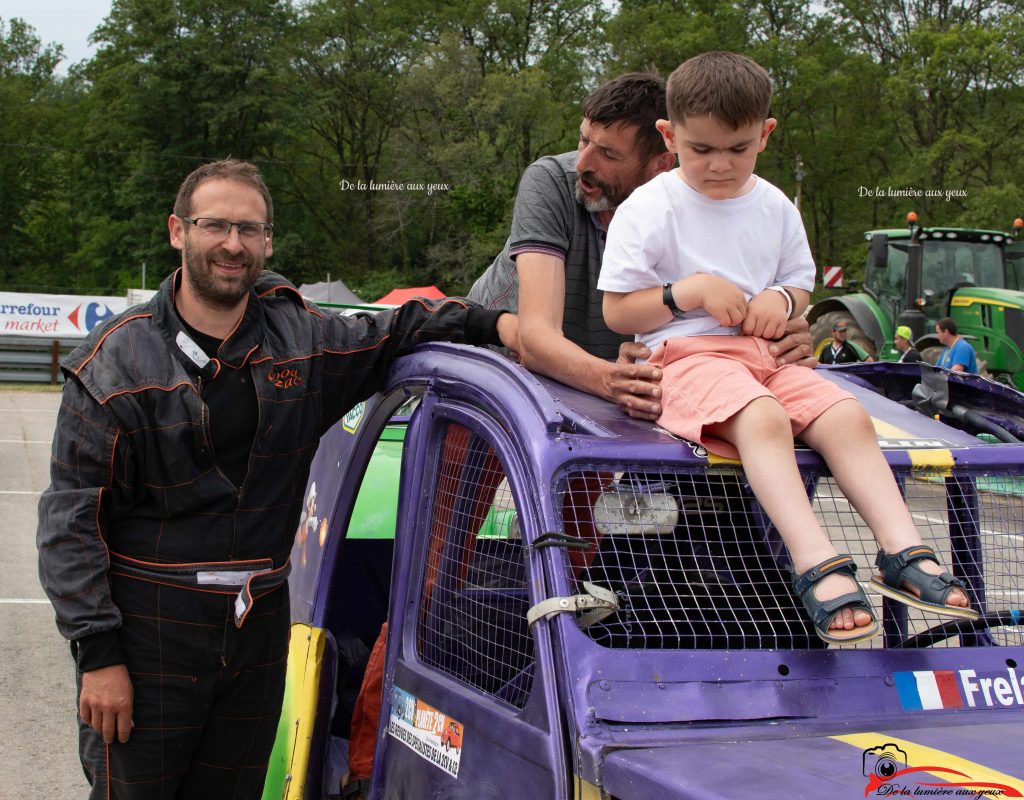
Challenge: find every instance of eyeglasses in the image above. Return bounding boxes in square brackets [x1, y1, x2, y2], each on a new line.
[180, 217, 273, 240]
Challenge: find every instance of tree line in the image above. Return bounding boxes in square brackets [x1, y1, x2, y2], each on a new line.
[2, 0, 1023, 300]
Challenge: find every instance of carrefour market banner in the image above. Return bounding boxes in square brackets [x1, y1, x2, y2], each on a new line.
[0, 292, 128, 338]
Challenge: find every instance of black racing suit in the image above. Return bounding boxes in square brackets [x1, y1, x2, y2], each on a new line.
[37, 269, 506, 799]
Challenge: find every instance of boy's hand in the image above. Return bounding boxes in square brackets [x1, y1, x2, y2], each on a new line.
[680, 275, 746, 327]
[742, 289, 789, 339]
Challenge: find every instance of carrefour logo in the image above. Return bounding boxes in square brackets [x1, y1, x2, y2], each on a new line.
[68, 302, 117, 332]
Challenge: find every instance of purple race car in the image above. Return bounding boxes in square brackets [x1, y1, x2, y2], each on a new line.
[265, 344, 1024, 800]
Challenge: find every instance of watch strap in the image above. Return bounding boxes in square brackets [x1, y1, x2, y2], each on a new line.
[662, 283, 683, 316]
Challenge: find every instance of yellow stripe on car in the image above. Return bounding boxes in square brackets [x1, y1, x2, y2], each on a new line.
[870, 418, 954, 473]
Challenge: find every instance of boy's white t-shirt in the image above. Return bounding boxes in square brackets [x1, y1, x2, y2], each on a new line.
[598, 171, 816, 352]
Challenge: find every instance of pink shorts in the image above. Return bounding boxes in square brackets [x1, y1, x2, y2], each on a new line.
[649, 336, 855, 459]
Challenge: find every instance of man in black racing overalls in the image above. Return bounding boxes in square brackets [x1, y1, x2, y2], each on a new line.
[37, 159, 516, 799]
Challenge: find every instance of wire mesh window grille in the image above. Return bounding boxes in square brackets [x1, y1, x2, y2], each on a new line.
[558, 465, 1024, 651]
[417, 423, 534, 708]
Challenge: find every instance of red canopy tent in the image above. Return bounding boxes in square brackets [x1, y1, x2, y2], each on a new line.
[374, 286, 446, 304]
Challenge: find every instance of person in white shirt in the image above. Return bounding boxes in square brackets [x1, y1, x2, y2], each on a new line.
[598, 51, 975, 645]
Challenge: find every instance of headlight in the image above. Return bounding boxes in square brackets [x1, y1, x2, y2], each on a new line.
[593, 490, 679, 535]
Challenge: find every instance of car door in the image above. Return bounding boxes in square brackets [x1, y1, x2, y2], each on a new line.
[371, 394, 572, 799]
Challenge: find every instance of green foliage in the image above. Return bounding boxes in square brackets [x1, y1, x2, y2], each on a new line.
[2, 1, 1023, 298]
[0, 17, 67, 289]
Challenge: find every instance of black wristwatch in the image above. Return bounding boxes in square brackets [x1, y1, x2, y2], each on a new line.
[662, 282, 683, 316]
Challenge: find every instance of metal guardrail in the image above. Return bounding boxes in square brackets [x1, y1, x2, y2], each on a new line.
[0, 337, 80, 384]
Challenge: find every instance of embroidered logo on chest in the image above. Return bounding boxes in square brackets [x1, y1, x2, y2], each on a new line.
[267, 366, 305, 389]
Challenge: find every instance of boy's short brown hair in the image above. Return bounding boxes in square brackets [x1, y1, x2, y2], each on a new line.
[666, 51, 772, 129]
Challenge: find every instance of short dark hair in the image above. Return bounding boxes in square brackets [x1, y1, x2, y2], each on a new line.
[174, 159, 274, 223]
[582, 72, 668, 164]
[666, 51, 772, 129]
[937, 317, 958, 335]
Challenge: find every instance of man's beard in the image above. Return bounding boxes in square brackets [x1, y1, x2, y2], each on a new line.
[575, 172, 629, 213]
[183, 237, 261, 311]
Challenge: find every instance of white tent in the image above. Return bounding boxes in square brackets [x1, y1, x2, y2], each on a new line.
[298, 279, 365, 305]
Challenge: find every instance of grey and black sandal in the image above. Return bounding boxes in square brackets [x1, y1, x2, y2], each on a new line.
[792, 555, 880, 645]
[870, 545, 979, 620]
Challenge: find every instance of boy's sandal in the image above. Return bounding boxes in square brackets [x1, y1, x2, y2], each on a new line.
[792, 555, 880, 645]
[869, 545, 979, 620]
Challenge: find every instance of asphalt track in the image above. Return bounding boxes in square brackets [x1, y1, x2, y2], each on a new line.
[0, 390, 88, 799]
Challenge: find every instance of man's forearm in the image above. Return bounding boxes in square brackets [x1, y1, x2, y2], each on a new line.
[519, 328, 617, 400]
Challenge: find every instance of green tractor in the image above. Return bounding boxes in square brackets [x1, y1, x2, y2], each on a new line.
[809, 213, 1024, 387]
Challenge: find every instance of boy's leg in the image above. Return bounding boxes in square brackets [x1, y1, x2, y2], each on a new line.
[709, 396, 873, 632]
[798, 399, 969, 609]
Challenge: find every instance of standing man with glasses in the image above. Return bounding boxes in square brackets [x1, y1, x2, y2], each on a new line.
[37, 159, 516, 800]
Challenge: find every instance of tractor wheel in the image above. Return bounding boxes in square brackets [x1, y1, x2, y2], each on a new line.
[810, 311, 876, 359]
[921, 345, 990, 378]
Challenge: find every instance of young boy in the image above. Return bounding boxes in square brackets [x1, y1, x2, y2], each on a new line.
[598, 51, 975, 644]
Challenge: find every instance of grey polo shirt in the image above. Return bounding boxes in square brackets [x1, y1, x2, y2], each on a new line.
[467, 151, 629, 361]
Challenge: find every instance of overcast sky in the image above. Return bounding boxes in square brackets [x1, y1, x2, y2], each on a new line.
[3, 0, 112, 70]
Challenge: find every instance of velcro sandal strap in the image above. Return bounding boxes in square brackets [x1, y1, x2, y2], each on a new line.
[875, 545, 937, 585]
[810, 592, 872, 630]
[792, 555, 857, 597]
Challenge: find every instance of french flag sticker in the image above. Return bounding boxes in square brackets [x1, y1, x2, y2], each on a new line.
[894, 671, 964, 710]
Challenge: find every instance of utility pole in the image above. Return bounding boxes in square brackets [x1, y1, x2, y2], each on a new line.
[141, 261, 147, 290]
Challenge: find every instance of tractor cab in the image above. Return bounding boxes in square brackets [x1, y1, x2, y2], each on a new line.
[864, 222, 1018, 338]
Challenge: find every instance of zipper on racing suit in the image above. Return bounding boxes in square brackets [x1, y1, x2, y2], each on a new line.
[195, 372, 247, 664]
